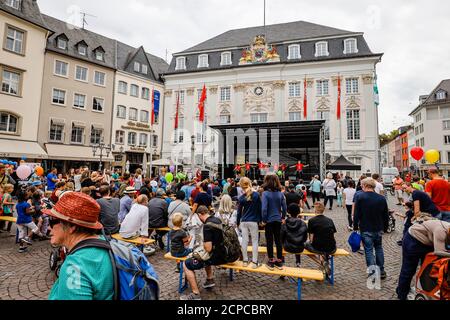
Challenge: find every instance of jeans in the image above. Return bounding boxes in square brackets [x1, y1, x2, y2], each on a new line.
[324, 196, 334, 209]
[346, 205, 353, 227]
[437, 211, 450, 223]
[337, 194, 342, 207]
[361, 231, 385, 272]
[240, 222, 259, 263]
[396, 233, 433, 300]
[265, 221, 283, 260]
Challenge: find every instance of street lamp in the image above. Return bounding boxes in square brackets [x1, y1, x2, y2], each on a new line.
[91, 140, 112, 172]
[191, 134, 196, 177]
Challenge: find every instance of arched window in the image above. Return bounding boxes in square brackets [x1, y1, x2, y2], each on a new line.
[0, 112, 18, 133]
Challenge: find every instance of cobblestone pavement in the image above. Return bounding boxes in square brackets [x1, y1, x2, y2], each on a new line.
[0, 195, 405, 300]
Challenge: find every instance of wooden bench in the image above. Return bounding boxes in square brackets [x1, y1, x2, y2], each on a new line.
[246, 246, 350, 285]
[164, 253, 324, 301]
[111, 234, 155, 250]
[149, 227, 172, 252]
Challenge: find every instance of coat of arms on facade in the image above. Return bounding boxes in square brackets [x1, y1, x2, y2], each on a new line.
[239, 35, 281, 65]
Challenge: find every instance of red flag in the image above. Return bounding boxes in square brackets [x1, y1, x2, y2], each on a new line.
[303, 78, 308, 119]
[337, 76, 342, 120]
[198, 84, 207, 123]
[151, 88, 155, 125]
[174, 93, 180, 129]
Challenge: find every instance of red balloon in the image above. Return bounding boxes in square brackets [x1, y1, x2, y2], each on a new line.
[410, 147, 424, 161]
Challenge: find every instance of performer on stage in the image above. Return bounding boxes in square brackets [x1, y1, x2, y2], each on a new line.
[245, 161, 252, 178]
[280, 163, 287, 180]
[290, 161, 309, 181]
[234, 164, 242, 179]
[257, 160, 266, 181]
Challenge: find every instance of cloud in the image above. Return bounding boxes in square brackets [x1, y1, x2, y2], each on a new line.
[37, 0, 450, 134]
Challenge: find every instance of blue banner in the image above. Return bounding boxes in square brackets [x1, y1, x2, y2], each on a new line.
[154, 90, 160, 115]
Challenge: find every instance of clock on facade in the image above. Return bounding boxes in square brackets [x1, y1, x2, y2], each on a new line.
[254, 87, 264, 96]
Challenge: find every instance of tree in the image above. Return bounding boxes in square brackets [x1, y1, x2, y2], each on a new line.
[379, 130, 399, 145]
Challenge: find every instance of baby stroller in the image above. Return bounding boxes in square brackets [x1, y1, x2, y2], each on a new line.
[385, 210, 396, 234]
[49, 246, 67, 277]
[415, 252, 450, 300]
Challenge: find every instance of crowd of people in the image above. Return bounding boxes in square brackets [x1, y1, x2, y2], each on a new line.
[0, 162, 449, 301]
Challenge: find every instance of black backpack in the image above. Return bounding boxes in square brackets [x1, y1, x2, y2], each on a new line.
[206, 222, 241, 264]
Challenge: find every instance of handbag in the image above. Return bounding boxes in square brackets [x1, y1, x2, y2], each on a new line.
[348, 231, 362, 253]
[187, 245, 211, 262]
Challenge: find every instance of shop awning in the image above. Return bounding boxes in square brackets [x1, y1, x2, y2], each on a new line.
[0, 139, 48, 159]
[45, 144, 114, 162]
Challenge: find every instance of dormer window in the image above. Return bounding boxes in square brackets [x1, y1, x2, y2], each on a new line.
[436, 90, 447, 100]
[94, 47, 105, 61]
[142, 64, 148, 74]
[315, 41, 329, 57]
[198, 54, 209, 68]
[76, 41, 88, 56]
[5, 0, 21, 10]
[175, 57, 186, 70]
[134, 62, 141, 72]
[344, 38, 358, 54]
[288, 44, 301, 60]
[221, 52, 232, 66]
[57, 36, 68, 50]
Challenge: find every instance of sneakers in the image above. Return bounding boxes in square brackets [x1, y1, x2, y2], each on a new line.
[296, 263, 301, 268]
[202, 279, 216, 289]
[274, 259, 284, 270]
[250, 262, 261, 269]
[157, 236, 165, 250]
[397, 240, 403, 246]
[180, 293, 202, 300]
[143, 246, 156, 256]
[380, 271, 387, 280]
[242, 261, 249, 267]
[347, 226, 354, 231]
[18, 247, 28, 253]
[20, 238, 32, 246]
[266, 259, 276, 270]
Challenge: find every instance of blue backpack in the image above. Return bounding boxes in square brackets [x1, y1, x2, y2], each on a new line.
[70, 237, 160, 300]
[348, 231, 362, 253]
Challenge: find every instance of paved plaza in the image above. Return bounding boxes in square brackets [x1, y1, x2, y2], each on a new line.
[0, 195, 405, 301]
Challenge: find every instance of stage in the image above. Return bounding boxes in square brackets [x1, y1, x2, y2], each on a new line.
[210, 120, 326, 182]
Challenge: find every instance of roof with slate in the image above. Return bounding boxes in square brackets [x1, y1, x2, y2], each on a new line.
[166, 20, 382, 75]
[409, 79, 450, 116]
[0, 0, 50, 31]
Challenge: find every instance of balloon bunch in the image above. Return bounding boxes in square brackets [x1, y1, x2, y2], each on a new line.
[410, 148, 440, 164]
[0, 159, 18, 167]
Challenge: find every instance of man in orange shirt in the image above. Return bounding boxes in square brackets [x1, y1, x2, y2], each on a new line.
[392, 175, 405, 205]
[425, 168, 450, 222]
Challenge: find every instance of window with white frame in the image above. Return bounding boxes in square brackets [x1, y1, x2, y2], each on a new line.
[142, 64, 148, 74]
[140, 110, 149, 123]
[94, 71, 105, 86]
[142, 88, 150, 100]
[415, 113, 422, 123]
[0, 112, 18, 133]
[220, 87, 231, 102]
[344, 39, 358, 54]
[198, 54, 209, 68]
[317, 111, 330, 140]
[441, 106, 450, 119]
[436, 91, 447, 100]
[57, 37, 67, 50]
[6, 0, 21, 9]
[174, 117, 184, 144]
[316, 80, 329, 96]
[128, 132, 136, 146]
[289, 112, 301, 121]
[52, 89, 66, 105]
[177, 90, 185, 105]
[49, 120, 64, 142]
[288, 82, 301, 97]
[95, 50, 104, 61]
[75, 66, 88, 82]
[347, 110, 361, 140]
[220, 114, 231, 124]
[116, 105, 126, 119]
[90, 127, 103, 145]
[1, 69, 20, 95]
[419, 124, 424, 133]
[54, 60, 68, 77]
[139, 133, 148, 147]
[221, 52, 232, 66]
[115, 130, 125, 144]
[71, 125, 84, 144]
[73, 93, 86, 109]
[315, 42, 329, 57]
[78, 44, 87, 56]
[5, 26, 24, 54]
[346, 78, 359, 94]
[130, 84, 139, 97]
[288, 45, 301, 59]
[444, 120, 450, 130]
[129, 108, 138, 121]
[134, 62, 141, 72]
[445, 135, 450, 145]
[118, 81, 127, 94]
[250, 113, 268, 123]
[420, 137, 425, 146]
[93, 97, 104, 112]
[176, 57, 186, 70]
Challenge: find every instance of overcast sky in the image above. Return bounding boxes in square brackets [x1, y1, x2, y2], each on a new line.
[38, 0, 450, 134]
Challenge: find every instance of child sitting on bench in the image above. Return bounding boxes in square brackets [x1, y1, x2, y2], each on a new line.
[170, 213, 193, 258]
[280, 203, 308, 268]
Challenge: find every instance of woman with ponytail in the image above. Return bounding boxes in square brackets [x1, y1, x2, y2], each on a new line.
[237, 177, 262, 268]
